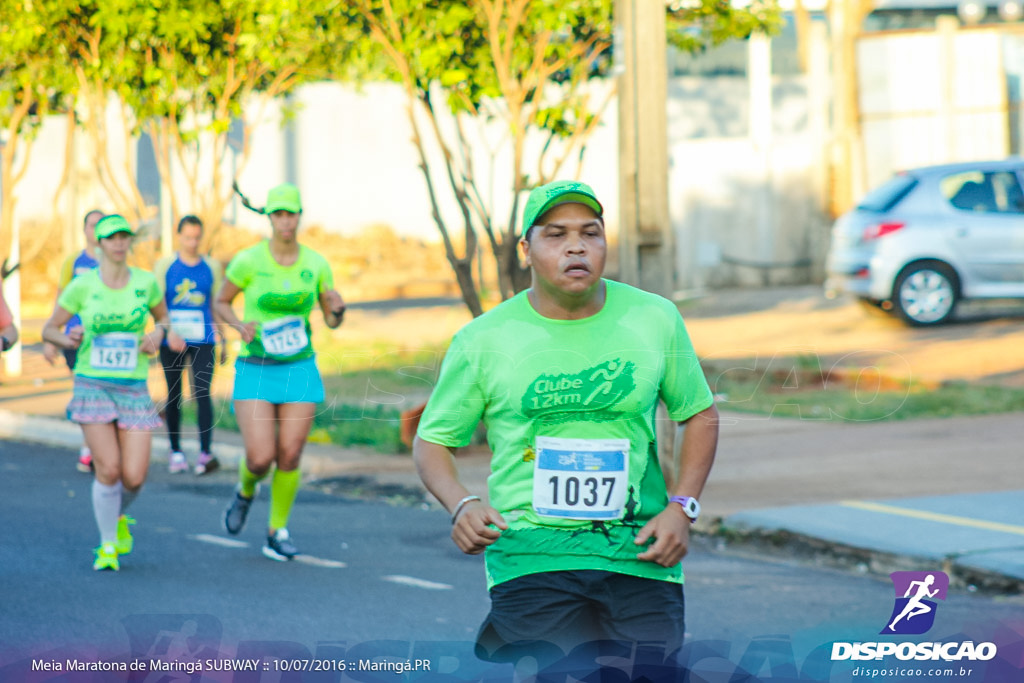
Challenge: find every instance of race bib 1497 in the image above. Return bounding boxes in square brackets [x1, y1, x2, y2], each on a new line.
[90, 332, 139, 372]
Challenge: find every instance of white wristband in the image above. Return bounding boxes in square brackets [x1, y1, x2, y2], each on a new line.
[450, 495, 482, 524]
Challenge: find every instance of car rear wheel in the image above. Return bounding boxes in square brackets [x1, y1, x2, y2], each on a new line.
[893, 263, 959, 326]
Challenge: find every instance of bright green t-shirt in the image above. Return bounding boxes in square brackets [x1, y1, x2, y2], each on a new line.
[225, 241, 334, 363]
[417, 279, 715, 589]
[57, 268, 163, 381]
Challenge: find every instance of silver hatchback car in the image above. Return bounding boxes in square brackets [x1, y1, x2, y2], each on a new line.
[825, 158, 1024, 326]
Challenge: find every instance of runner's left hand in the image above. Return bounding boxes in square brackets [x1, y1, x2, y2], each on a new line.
[634, 506, 692, 567]
[166, 330, 187, 353]
[324, 289, 344, 311]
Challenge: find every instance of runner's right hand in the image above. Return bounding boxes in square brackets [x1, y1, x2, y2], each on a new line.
[451, 503, 508, 555]
[43, 342, 59, 365]
[66, 326, 84, 349]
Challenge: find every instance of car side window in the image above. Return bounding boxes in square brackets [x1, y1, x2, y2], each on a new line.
[942, 171, 1024, 214]
[994, 172, 1024, 213]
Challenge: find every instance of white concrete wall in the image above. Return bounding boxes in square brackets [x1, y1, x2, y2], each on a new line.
[10, 64, 826, 290]
[858, 26, 1011, 192]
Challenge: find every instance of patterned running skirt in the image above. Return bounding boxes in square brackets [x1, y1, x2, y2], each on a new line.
[67, 376, 163, 431]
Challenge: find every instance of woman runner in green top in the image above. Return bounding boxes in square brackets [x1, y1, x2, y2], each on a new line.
[43, 215, 187, 571]
[215, 183, 345, 560]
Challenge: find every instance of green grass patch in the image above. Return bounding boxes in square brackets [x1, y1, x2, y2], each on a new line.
[178, 397, 407, 453]
[705, 360, 1024, 422]
[175, 348, 1024, 451]
[176, 343, 443, 453]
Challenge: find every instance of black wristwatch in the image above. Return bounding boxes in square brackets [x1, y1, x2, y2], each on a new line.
[1, 336, 11, 352]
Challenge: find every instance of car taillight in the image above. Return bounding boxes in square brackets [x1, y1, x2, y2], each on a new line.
[862, 222, 905, 241]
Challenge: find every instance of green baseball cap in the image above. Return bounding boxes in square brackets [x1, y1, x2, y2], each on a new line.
[94, 214, 135, 240]
[521, 180, 603, 238]
[266, 183, 302, 214]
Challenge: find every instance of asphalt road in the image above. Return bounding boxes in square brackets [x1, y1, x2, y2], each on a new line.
[2, 441, 1022, 682]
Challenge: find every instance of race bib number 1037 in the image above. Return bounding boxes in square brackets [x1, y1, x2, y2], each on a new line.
[532, 436, 630, 520]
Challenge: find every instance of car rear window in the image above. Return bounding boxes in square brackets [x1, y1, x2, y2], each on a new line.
[856, 175, 918, 212]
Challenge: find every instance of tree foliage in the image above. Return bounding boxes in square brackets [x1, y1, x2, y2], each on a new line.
[0, 0, 77, 259]
[667, 0, 783, 54]
[348, 0, 780, 316]
[1, 0, 779, 309]
[4, 0, 349, 255]
[84, 0, 345, 249]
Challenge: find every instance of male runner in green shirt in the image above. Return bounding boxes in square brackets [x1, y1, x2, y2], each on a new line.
[414, 180, 719, 667]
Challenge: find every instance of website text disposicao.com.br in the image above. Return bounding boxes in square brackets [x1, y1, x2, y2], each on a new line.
[837, 640, 997, 680]
[852, 664, 980, 679]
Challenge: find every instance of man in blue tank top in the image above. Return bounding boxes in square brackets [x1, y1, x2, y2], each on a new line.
[153, 215, 226, 476]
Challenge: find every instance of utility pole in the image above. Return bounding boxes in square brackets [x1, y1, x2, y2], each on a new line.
[616, 0, 674, 297]
[829, 0, 873, 215]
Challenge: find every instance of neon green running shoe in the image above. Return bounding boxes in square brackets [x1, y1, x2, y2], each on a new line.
[93, 543, 119, 571]
[116, 515, 136, 555]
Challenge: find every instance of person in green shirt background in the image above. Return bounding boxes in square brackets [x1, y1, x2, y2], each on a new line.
[215, 183, 345, 561]
[44, 209, 103, 473]
[414, 181, 719, 669]
[43, 214, 186, 571]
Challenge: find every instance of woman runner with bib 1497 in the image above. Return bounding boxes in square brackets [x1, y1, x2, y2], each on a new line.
[42, 215, 187, 571]
[215, 183, 345, 561]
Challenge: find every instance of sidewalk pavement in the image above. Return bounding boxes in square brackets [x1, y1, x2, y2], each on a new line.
[2, 392, 1022, 591]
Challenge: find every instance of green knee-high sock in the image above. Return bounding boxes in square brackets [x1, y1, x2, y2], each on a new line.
[239, 461, 267, 498]
[269, 468, 301, 531]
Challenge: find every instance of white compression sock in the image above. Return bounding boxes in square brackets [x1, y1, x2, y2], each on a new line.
[92, 480, 121, 545]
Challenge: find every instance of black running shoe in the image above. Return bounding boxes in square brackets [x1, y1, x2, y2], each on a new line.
[223, 488, 255, 535]
[262, 529, 299, 561]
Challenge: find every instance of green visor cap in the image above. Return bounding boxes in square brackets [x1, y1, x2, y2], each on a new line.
[521, 180, 603, 238]
[266, 183, 302, 213]
[94, 214, 134, 240]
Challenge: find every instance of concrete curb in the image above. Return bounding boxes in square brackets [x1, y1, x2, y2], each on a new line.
[715, 520, 1024, 594]
[0, 408, 343, 482]
[0, 407, 439, 498]
[0, 408, 244, 462]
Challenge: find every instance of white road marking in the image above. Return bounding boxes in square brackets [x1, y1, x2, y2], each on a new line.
[190, 534, 249, 548]
[382, 575, 453, 591]
[190, 534, 346, 568]
[294, 555, 347, 569]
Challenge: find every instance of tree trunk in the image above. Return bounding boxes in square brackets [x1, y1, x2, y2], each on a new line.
[450, 257, 484, 318]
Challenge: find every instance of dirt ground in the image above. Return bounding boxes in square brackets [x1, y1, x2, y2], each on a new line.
[8, 284, 1024, 403]
[338, 285, 1024, 389]
[678, 286, 1024, 387]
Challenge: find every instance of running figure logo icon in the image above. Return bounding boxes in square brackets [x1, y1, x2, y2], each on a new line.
[881, 571, 949, 635]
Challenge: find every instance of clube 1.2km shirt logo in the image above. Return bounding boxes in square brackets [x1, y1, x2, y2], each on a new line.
[882, 571, 949, 635]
